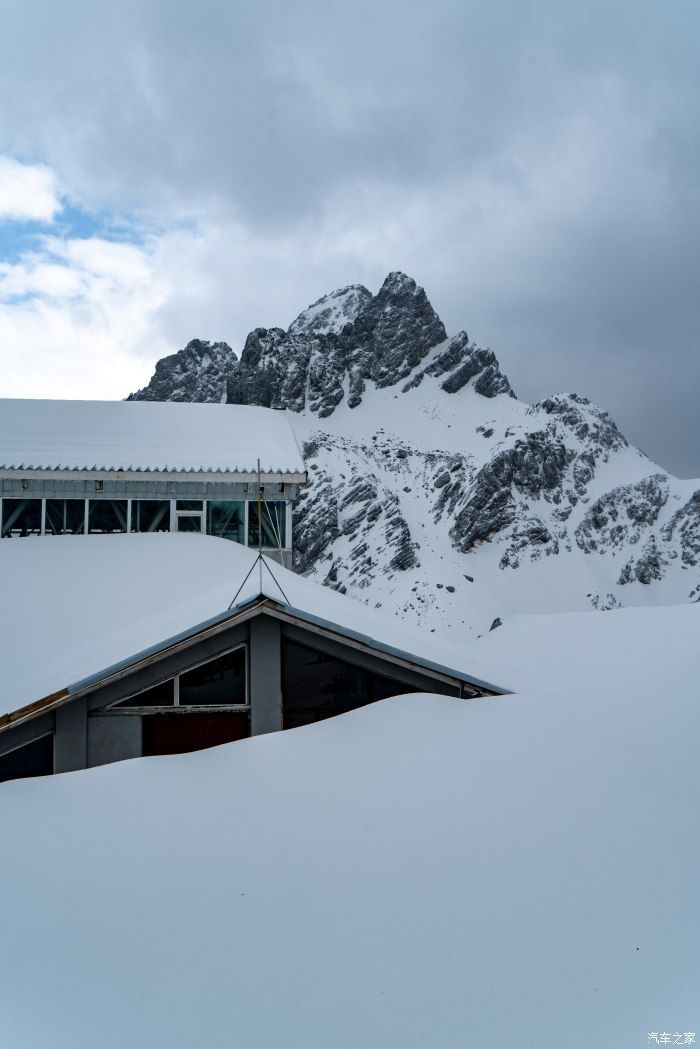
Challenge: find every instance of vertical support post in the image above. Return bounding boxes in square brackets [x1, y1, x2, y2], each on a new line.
[54, 697, 88, 773]
[249, 615, 282, 735]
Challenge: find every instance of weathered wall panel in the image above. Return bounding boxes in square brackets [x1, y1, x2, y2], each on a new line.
[55, 697, 87, 772]
[249, 616, 282, 735]
[88, 715, 142, 767]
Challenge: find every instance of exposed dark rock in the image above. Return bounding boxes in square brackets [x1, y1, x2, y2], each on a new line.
[225, 271, 514, 417]
[128, 340, 235, 402]
[530, 393, 627, 454]
[575, 474, 669, 554]
[288, 284, 372, 337]
[618, 534, 668, 586]
[403, 331, 515, 399]
[661, 489, 700, 568]
[449, 433, 571, 554]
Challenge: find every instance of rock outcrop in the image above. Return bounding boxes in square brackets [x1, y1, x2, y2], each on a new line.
[225, 272, 513, 417]
[128, 340, 235, 403]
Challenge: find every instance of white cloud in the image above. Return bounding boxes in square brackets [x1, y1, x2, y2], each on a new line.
[0, 157, 62, 223]
[0, 235, 171, 399]
[0, 75, 696, 474]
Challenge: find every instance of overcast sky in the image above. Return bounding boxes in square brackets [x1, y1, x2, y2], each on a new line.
[0, 0, 698, 475]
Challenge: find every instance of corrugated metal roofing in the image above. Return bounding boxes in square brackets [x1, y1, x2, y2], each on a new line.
[0, 399, 305, 474]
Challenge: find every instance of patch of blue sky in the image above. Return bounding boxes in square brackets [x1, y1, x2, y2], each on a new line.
[0, 201, 152, 265]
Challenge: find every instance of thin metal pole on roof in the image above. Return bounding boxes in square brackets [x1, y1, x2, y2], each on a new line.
[227, 557, 260, 610]
[257, 457, 263, 594]
[261, 557, 291, 606]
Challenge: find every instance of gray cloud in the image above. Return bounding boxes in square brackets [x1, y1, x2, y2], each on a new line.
[0, 0, 698, 474]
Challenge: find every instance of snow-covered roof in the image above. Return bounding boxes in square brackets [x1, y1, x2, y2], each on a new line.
[0, 399, 305, 475]
[0, 534, 508, 720]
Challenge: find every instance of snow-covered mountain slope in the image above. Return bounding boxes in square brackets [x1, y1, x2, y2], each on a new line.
[128, 272, 700, 637]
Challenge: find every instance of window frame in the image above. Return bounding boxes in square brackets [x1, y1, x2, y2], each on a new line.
[0, 495, 293, 550]
[106, 642, 249, 712]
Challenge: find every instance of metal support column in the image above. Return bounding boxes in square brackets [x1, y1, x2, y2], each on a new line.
[249, 615, 282, 735]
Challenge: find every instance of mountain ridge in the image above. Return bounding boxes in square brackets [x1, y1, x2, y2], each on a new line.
[127, 272, 699, 637]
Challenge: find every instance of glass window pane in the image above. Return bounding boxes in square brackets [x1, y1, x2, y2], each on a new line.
[282, 640, 418, 729]
[114, 679, 175, 707]
[131, 500, 170, 533]
[207, 500, 245, 543]
[45, 499, 85, 535]
[88, 500, 128, 534]
[1, 499, 42, 538]
[177, 515, 203, 533]
[0, 733, 54, 783]
[176, 500, 203, 511]
[248, 501, 287, 549]
[179, 648, 246, 706]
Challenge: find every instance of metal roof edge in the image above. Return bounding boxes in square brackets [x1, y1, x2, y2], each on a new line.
[249, 599, 509, 696]
[1, 591, 508, 733]
[66, 596, 267, 697]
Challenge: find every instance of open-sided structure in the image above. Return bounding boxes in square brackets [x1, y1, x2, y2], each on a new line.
[0, 535, 507, 783]
[0, 399, 306, 565]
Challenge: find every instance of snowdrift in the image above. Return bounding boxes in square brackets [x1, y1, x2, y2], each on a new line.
[0, 603, 698, 1048]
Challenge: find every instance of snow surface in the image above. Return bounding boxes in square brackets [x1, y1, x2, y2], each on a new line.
[0, 533, 507, 717]
[1, 602, 697, 1048]
[291, 378, 700, 636]
[0, 399, 305, 473]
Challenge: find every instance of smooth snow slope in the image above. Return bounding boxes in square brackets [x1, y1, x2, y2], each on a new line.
[1, 603, 697, 1048]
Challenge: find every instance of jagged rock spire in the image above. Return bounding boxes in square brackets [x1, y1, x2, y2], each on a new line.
[225, 272, 512, 415]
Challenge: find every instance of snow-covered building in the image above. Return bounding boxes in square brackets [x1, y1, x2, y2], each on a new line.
[0, 399, 306, 565]
[0, 535, 506, 783]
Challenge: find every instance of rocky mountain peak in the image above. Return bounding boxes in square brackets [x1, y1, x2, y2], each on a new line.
[335, 272, 448, 406]
[288, 284, 372, 337]
[123, 274, 699, 630]
[128, 339, 235, 403]
[128, 272, 514, 415]
[223, 271, 509, 415]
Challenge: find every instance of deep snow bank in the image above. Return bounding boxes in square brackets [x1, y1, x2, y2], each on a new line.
[0, 604, 698, 1048]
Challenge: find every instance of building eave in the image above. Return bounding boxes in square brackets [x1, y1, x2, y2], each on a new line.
[0, 596, 508, 735]
[0, 468, 308, 484]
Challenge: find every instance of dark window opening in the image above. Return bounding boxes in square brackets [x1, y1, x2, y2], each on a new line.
[114, 679, 175, 708]
[88, 499, 128, 534]
[207, 500, 245, 543]
[131, 500, 170, 533]
[248, 500, 287, 549]
[142, 713, 249, 756]
[176, 515, 203, 533]
[45, 499, 85, 535]
[282, 639, 419, 729]
[1, 499, 42, 538]
[108, 649, 246, 711]
[179, 648, 246, 706]
[0, 733, 54, 783]
[176, 500, 203, 511]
